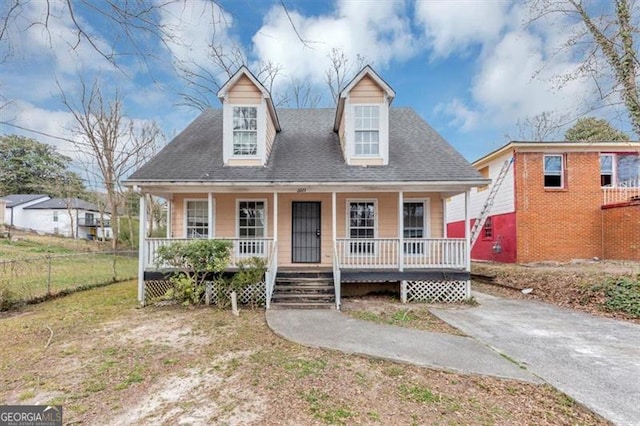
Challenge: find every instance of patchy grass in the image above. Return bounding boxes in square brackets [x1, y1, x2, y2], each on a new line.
[0, 232, 136, 308]
[342, 296, 465, 335]
[0, 281, 608, 425]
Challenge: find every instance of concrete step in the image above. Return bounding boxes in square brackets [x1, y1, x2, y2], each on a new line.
[273, 285, 333, 293]
[272, 293, 334, 300]
[276, 276, 333, 283]
[276, 271, 333, 280]
[270, 301, 334, 310]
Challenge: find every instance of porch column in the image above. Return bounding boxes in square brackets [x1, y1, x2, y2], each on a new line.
[273, 192, 278, 244]
[398, 191, 404, 271]
[442, 197, 447, 237]
[166, 199, 172, 238]
[464, 190, 471, 272]
[208, 192, 214, 239]
[332, 192, 337, 243]
[138, 191, 147, 305]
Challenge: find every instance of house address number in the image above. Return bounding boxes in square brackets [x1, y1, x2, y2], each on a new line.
[297, 188, 307, 193]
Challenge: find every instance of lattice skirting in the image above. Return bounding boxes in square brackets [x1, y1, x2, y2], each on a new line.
[206, 281, 266, 306]
[145, 280, 173, 303]
[143, 280, 266, 306]
[401, 280, 470, 303]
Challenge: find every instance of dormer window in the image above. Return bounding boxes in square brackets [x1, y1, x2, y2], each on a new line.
[233, 107, 258, 156]
[355, 106, 379, 156]
[333, 65, 395, 166]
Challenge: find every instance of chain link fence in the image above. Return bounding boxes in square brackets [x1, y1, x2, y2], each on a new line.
[0, 251, 138, 309]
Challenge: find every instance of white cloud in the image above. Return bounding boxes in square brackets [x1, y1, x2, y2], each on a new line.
[414, 0, 509, 57]
[429, 3, 598, 136]
[251, 1, 417, 89]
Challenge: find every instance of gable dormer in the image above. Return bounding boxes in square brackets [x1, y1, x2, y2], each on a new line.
[334, 65, 395, 166]
[218, 66, 280, 166]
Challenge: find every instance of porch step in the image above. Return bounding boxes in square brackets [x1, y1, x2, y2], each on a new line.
[270, 271, 335, 310]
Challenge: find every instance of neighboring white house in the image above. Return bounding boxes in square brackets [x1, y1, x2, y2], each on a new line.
[1, 194, 112, 239]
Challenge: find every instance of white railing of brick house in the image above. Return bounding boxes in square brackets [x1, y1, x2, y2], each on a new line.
[264, 242, 278, 309]
[602, 179, 640, 205]
[144, 238, 274, 269]
[332, 245, 341, 310]
[335, 238, 467, 270]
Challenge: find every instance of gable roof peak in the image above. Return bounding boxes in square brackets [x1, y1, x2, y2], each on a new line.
[339, 64, 395, 100]
[217, 65, 271, 101]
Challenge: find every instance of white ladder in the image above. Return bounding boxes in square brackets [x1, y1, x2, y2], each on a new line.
[469, 157, 513, 247]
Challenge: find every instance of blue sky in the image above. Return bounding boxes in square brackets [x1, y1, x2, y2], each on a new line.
[0, 0, 632, 172]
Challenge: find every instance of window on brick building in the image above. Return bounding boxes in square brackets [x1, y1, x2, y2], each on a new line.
[600, 153, 639, 187]
[600, 154, 613, 186]
[543, 154, 564, 188]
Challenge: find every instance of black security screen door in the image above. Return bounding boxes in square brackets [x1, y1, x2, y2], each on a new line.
[292, 202, 321, 263]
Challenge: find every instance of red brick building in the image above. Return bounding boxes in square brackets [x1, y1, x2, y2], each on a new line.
[447, 141, 640, 263]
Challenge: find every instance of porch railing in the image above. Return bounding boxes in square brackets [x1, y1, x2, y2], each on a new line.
[264, 242, 278, 309]
[602, 179, 640, 205]
[335, 238, 467, 270]
[332, 245, 341, 310]
[144, 238, 274, 269]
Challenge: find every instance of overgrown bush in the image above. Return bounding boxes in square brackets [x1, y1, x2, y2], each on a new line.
[155, 239, 232, 306]
[231, 257, 267, 308]
[590, 275, 640, 318]
[0, 285, 21, 311]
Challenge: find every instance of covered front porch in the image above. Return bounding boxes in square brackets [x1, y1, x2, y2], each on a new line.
[137, 184, 475, 309]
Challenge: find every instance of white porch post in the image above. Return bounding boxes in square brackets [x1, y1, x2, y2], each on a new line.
[398, 191, 404, 271]
[208, 192, 214, 239]
[166, 199, 172, 238]
[464, 190, 471, 271]
[332, 192, 337, 243]
[464, 189, 472, 298]
[442, 197, 448, 237]
[273, 192, 278, 244]
[138, 192, 147, 305]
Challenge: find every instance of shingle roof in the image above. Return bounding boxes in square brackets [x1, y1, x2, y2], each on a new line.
[127, 107, 483, 183]
[25, 198, 107, 213]
[0, 194, 49, 207]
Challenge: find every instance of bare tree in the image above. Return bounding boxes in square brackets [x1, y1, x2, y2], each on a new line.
[325, 48, 368, 106]
[278, 78, 322, 108]
[59, 77, 162, 249]
[175, 41, 285, 111]
[528, 0, 640, 137]
[507, 110, 570, 141]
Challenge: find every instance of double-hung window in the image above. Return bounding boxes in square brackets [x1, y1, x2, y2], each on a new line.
[354, 106, 379, 156]
[600, 154, 613, 186]
[238, 201, 266, 255]
[483, 217, 493, 240]
[349, 201, 375, 254]
[600, 153, 639, 187]
[186, 200, 208, 238]
[617, 154, 639, 186]
[403, 201, 425, 254]
[543, 154, 564, 188]
[233, 107, 257, 156]
[53, 211, 58, 222]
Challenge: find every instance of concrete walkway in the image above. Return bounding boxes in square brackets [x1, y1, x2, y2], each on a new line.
[431, 292, 640, 426]
[266, 309, 541, 383]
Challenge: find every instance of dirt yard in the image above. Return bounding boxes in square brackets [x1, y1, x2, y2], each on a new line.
[0, 281, 608, 425]
[472, 260, 640, 323]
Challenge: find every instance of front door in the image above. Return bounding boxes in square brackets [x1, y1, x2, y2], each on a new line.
[292, 202, 321, 263]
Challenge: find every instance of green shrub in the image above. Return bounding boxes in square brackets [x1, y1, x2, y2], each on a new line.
[231, 257, 267, 308]
[155, 239, 232, 305]
[591, 275, 640, 318]
[0, 285, 22, 311]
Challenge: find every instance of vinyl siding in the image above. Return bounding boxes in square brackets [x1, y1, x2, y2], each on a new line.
[349, 75, 385, 103]
[266, 110, 277, 158]
[227, 75, 262, 104]
[446, 152, 515, 223]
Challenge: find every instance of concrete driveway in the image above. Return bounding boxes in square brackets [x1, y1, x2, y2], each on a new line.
[431, 292, 640, 426]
